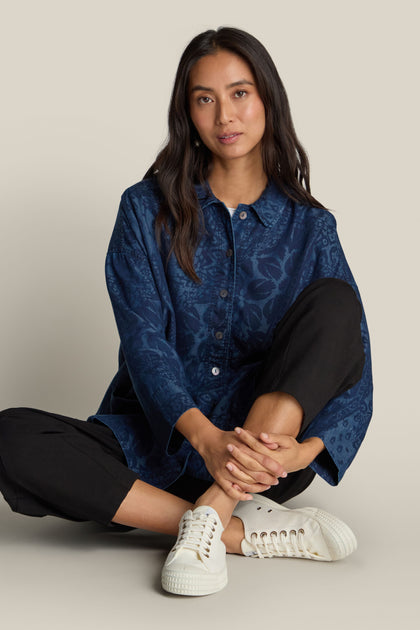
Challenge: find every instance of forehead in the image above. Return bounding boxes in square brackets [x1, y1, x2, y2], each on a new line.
[188, 50, 254, 89]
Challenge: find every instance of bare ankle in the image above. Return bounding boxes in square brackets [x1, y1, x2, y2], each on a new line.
[223, 516, 245, 555]
[195, 483, 238, 529]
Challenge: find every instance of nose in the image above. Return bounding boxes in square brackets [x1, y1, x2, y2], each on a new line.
[216, 99, 234, 125]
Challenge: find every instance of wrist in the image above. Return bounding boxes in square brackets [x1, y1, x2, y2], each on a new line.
[175, 408, 220, 453]
[299, 437, 325, 467]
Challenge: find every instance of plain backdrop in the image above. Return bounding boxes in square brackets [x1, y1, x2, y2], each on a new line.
[0, 1, 419, 629]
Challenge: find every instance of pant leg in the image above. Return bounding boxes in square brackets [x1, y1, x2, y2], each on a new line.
[0, 280, 365, 517]
[253, 277, 365, 504]
[0, 407, 139, 526]
[165, 474, 212, 504]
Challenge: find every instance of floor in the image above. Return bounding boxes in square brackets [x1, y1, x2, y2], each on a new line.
[1, 1, 418, 628]
[0, 422, 417, 630]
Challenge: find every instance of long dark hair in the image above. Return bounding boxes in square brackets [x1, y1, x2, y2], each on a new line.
[144, 26, 325, 282]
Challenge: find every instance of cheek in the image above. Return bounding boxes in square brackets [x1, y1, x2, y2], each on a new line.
[244, 101, 266, 131]
[256, 103, 266, 130]
[190, 107, 212, 135]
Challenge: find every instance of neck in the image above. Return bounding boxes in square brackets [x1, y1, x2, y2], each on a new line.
[207, 157, 268, 209]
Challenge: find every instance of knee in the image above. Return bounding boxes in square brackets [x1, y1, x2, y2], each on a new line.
[0, 408, 38, 443]
[303, 278, 362, 327]
[0, 407, 23, 430]
[0, 407, 30, 423]
[0, 408, 46, 485]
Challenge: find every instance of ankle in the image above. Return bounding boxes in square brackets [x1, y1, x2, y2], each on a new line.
[195, 484, 238, 528]
[223, 516, 245, 555]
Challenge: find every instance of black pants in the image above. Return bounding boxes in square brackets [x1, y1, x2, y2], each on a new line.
[0, 278, 365, 527]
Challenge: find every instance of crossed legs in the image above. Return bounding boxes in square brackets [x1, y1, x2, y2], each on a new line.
[111, 391, 304, 555]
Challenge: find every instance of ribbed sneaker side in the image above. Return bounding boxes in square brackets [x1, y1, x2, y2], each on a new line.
[162, 567, 228, 596]
[299, 507, 357, 560]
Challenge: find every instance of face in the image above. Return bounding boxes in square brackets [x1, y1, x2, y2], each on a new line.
[188, 50, 266, 166]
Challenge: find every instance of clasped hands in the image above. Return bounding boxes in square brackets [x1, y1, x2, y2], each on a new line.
[200, 426, 308, 501]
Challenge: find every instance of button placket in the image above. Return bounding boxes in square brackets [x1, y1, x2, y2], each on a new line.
[208, 228, 233, 384]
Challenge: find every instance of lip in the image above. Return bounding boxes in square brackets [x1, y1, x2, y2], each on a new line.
[217, 132, 242, 145]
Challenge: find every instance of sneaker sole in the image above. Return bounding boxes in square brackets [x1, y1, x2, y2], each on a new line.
[161, 568, 228, 596]
[246, 494, 357, 561]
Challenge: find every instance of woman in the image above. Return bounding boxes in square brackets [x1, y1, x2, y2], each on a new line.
[0, 27, 372, 596]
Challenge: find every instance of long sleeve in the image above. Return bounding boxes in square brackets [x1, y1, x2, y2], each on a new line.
[90, 179, 373, 489]
[105, 188, 196, 453]
[298, 212, 374, 485]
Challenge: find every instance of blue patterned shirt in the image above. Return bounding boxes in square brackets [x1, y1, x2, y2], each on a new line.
[88, 177, 373, 488]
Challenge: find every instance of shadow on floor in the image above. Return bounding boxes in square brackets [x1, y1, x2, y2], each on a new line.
[0, 509, 175, 552]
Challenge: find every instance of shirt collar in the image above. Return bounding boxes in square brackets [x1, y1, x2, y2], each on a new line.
[194, 179, 290, 228]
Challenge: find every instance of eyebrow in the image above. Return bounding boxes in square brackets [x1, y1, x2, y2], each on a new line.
[190, 79, 254, 93]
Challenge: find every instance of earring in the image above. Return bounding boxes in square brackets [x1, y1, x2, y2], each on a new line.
[194, 139, 200, 148]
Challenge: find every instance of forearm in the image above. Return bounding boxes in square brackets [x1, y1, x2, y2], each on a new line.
[175, 407, 219, 453]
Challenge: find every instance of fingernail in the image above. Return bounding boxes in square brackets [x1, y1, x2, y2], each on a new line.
[281, 472, 288, 478]
[227, 444, 234, 452]
[234, 427, 241, 434]
[261, 432, 268, 439]
[274, 480, 279, 485]
[245, 495, 253, 500]
[226, 463, 234, 471]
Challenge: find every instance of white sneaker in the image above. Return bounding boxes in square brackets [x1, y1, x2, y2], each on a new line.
[161, 505, 228, 596]
[233, 494, 357, 561]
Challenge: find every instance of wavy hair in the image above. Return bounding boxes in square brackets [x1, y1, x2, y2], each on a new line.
[144, 27, 325, 282]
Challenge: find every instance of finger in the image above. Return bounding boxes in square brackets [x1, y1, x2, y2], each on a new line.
[217, 476, 247, 500]
[244, 446, 287, 478]
[216, 468, 260, 500]
[228, 442, 268, 472]
[232, 484, 254, 500]
[227, 460, 279, 486]
[261, 432, 294, 449]
[233, 480, 272, 493]
[260, 453, 288, 478]
[235, 427, 270, 455]
[240, 429, 259, 439]
[259, 433, 279, 449]
[229, 442, 284, 477]
[225, 461, 256, 484]
[237, 428, 280, 454]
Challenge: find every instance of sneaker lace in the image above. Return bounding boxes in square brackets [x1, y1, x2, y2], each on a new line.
[173, 512, 218, 558]
[250, 528, 312, 559]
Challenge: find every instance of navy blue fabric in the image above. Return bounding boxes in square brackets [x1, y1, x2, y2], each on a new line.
[88, 177, 373, 488]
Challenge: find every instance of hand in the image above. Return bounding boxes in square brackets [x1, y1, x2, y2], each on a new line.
[228, 428, 312, 477]
[259, 432, 325, 470]
[199, 427, 281, 501]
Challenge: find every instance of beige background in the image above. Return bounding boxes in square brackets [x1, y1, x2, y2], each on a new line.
[0, 0, 418, 628]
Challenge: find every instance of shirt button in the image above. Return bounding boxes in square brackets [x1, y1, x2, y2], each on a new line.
[226, 249, 233, 257]
[219, 289, 228, 298]
[215, 331, 224, 340]
[239, 211, 247, 220]
[211, 366, 220, 376]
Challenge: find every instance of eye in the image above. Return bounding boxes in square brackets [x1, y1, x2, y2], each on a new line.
[197, 96, 213, 104]
[234, 90, 247, 98]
